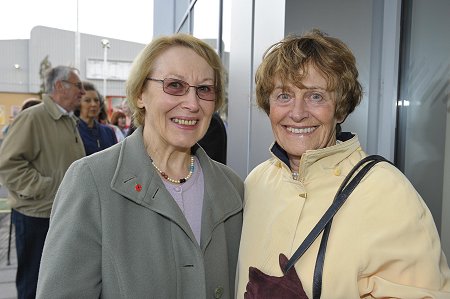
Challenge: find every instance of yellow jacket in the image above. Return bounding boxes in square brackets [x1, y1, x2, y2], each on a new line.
[236, 133, 450, 298]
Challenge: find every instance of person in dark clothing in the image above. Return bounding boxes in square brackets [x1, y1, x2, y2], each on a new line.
[126, 123, 136, 137]
[198, 112, 227, 164]
[76, 81, 117, 155]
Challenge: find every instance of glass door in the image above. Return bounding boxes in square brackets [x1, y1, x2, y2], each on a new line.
[396, 0, 450, 255]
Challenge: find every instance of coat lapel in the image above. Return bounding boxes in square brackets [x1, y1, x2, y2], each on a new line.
[110, 128, 243, 249]
[110, 128, 196, 244]
[195, 148, 243, 251]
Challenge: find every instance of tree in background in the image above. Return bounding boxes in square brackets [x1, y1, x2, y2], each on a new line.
[39, 56, 52, 96]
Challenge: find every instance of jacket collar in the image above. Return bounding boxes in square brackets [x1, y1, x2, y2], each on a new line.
[42, 94, 77, 124]
[270, 132, 360, 172]
[78, 118, 100, 130]
[111, 126, 242, 249]
[42, 94, 68, 120]
[198, 147, 242, 250]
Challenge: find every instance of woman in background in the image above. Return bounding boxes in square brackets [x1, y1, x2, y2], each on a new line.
[110, 110, 127, 141]
[76, 81, 117, 155]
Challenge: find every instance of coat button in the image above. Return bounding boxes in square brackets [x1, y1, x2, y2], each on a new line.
[214, 286, 224, 298]
[334, 167, 341, 176]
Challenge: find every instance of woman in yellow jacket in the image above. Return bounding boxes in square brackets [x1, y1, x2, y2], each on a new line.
[236, 29, 450, 298]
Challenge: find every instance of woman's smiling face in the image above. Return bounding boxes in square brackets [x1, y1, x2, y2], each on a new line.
[269, 64, 343, 161]
[137, 46, 216, 151]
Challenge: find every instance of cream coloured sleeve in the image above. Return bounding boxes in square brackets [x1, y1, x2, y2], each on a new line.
[357, 165, 450, 298]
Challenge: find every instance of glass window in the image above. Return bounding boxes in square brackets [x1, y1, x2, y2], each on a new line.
[396, 0, 450, 238]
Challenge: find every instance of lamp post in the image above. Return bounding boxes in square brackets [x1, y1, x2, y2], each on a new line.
[75, 0, 80, 69]
[100, 39, 110, 98]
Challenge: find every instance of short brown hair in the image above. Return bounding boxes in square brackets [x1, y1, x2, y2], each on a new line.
[126, 33, 225, 127]
[255, 29, 362, 122]
[110, 111, 126, 126]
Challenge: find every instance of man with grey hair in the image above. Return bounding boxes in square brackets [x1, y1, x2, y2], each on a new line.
[0, 65, 86, 299]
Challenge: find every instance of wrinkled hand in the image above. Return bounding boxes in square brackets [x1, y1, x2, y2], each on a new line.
[244, 253, 308, 299]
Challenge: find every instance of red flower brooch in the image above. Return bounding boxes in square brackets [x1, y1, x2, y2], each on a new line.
[135, 183, 142, 192]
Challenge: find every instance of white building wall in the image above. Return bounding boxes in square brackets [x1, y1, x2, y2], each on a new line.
[1, 26, 145, 97]
[0, 40, 29, 93]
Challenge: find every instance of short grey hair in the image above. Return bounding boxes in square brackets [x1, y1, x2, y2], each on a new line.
[45, 66, 80, 94]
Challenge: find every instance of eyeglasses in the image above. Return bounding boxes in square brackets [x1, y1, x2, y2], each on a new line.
[146, 78, 216, 102]
[62, 80, 84, 90]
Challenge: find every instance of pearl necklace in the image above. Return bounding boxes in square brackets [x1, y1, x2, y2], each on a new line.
[152, 156, 195, 184]
[292, 171, 299, 180]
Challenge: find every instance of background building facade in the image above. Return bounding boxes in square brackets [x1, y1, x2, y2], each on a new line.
[0, 25, 145, 138]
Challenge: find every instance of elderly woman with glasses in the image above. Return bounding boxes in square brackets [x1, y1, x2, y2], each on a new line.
[37, 34, 243, 299]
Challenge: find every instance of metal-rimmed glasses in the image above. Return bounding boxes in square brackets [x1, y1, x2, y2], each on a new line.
[62, 80, 84, 90]
[146, 77, 216, 102]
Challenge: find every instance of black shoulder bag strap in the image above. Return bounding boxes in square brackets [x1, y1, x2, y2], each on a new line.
[283, 155, 392, 299]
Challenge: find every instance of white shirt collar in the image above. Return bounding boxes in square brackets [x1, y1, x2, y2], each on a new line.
[55, 102, 74, 117]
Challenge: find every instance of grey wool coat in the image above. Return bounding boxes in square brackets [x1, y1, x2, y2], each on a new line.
[36, 127, 244, 299]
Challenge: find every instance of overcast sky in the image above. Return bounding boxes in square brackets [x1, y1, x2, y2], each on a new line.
[2, 0, 231, 53]
[1, 0, 154, 44]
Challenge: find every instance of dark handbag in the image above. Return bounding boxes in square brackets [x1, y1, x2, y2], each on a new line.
[244, 155, 391, 299]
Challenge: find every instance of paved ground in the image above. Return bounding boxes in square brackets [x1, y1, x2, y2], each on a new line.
[0, 186, 17, 299]
[0, 213, 16, 299]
